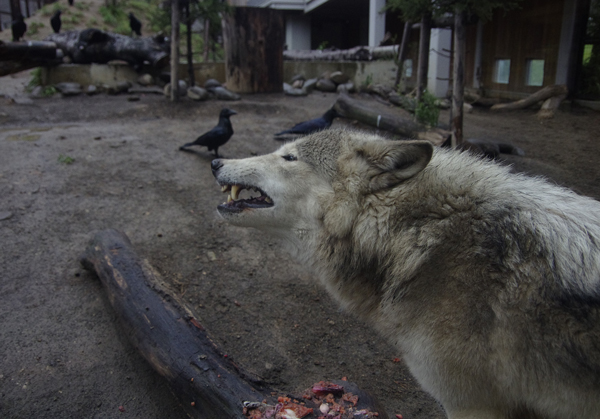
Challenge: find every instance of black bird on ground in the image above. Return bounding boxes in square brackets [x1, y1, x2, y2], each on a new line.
[179, 109, 237, 158]
[274, 108, 339, 137]
[11, 15, 26, 41]
[68, 0, 74, 6]
[128, 12, 142, 36]
[50, 10, 62, 34]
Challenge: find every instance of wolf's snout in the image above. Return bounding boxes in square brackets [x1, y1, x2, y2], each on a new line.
[211, 159, 224, 177]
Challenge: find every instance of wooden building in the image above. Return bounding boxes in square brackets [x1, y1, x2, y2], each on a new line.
[464, 0, 591, 99]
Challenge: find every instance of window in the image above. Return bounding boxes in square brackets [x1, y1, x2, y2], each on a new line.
[494, 59, 511, 84]
[404, 59, 413, 78]
[526, 59, 545, 86]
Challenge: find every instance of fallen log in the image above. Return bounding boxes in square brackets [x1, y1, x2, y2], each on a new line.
[284, 45, 397, 61]
[79, 229, 388, 419]
[333, 94, 450, 146]
[45, 29, 169, 68]
[537, 93, 567, 119]
[0, 40, 63, 76]
[490, 84, 568, 112]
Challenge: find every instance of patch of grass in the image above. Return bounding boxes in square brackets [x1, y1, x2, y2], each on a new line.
[415, 90, 440, 128]
[89, 17, 98, 26]
[27, 21, 45, 36]
[39, 4, 54, 17]
[75, 1, 90, 11]
[58, 154, 75, 164]
[26, 68, 58, 97]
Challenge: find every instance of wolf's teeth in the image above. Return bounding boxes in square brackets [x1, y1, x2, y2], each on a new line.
[231, 185, 241, 200]
[221, 185, 228, 192]
[227, 194, 233, 203]
[265, 197, 273, 204]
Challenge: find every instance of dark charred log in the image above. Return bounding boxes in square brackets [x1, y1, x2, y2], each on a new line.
[0, 40, 63, 76]
[79, 229, 388, 419]
[45, 29, 169, 68]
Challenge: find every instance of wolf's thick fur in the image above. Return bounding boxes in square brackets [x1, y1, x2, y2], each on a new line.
[212, 129, 600, 419]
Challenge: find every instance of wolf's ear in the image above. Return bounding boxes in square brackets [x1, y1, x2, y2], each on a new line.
[358, 140, 433, 191]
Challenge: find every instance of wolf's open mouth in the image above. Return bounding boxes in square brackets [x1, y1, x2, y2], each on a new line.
[218, 183, 274, 213]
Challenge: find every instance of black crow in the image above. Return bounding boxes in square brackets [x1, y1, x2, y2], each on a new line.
[11, 15, 26, 42]
[274, 108, 338, 136]
[179, 108, 237, 158]
[128, 12, 142, 37]
[68, 0, 74, 6]
[50, 10, 62, 34]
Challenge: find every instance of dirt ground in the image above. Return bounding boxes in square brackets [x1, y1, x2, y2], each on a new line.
[0, 70, 598, 419]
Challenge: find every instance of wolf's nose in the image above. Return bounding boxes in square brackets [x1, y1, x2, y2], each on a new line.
[211, 159, 223, 176]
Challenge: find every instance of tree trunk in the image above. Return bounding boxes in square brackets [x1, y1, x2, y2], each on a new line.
[79, 229, 389, 419]
[222, 7, 284, 93]
[44, 30, 169, 67]
[416, 12, 432, 104]
[203, 18, 210, 62]
[490, 84, 569, 111]
[394, 22, 412, 87]
[185, 2, 195, 87]
[170, 0, 180, 101]
[451, 10, 466, 147]
[333, 94, 450, 146]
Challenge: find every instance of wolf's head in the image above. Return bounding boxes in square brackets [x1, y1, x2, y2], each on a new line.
[211, 129, 433, 246]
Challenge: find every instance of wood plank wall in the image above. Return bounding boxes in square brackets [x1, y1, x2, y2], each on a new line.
[476, 0, 564, 97]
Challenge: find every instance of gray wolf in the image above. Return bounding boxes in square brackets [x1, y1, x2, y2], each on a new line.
[210, 128, 600, 419]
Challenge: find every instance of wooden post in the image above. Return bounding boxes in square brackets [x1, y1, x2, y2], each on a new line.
[451, 9, 466, 147]
[222, 7, 284, 93]
[9, 0, 21, 20]
[185, 1, 195, 87]
[394, 21, 411, 88]
[170, 0, 180, 101]
[416, 12, 431, 104]
[203, 18, 210, 62]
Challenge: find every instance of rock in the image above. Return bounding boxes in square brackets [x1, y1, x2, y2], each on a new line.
[212, 86, 240, 101]
[107, 81, 132, 95]
[29, 86, 45, 98]
[204, 78, 222, 89]
[330, 71, 350, 85]
[464, 103, 473, 113]
[187, 86, 209, 101]
[315, 78, 336, 92]
[302, 78, 318, 94]
[163, 80, 188, 97]
[137, 74, 154, 86]
[336, 82, 355, 94]
[0, 211, 13, 221]
[292, 79, 304, 89]
[86, 85, 98, 95]
[436, 98, 451, 109]
[55, 82, 82, 96]
[283, 83, 308, 97]
[319, 71, 332, 80]
[291, 74, 305, 83]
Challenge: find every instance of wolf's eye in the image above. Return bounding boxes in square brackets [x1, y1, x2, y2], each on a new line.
[282, 154, 297, 161]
